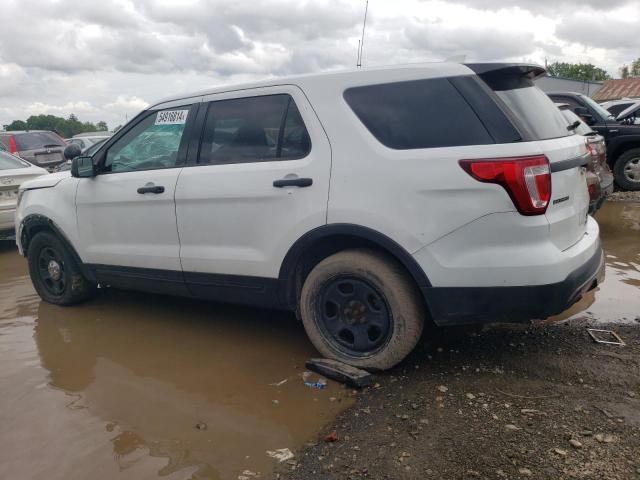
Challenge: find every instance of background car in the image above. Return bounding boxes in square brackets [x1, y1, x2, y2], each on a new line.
[67, 132, 112, 152]
[548, 91, 640, 191]
[0, 130, 66, 171]
[600, 98, 639, 117]
[556, 103, 613, 213]
[0, 151, 48, 236]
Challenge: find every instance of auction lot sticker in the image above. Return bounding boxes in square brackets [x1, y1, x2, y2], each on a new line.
[155, 109, 189, 125]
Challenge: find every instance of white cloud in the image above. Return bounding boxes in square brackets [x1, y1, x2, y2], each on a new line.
[1, 0, 639, 129]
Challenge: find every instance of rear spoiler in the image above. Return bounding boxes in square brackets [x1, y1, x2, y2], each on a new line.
[465, 63, 546, 91]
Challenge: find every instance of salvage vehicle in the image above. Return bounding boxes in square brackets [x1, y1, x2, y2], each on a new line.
[556, 104, 613, 213]
[16, 63, 604, 370]
[0, 151, 47, 236]
[547, 92, 640, 190]
[0, 130, 67, 171]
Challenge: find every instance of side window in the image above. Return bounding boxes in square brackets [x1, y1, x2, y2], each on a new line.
[344, 78, 494, 149]
[199, 94, 311, 165]
[104, 107, 191, 173]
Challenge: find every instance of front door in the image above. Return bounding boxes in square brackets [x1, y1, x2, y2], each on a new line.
[76, 103, 198, 292]
[175, 86, 331, 305]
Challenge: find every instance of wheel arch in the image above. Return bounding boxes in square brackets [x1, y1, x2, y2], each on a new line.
[278, 224, 431, 311]
[20, 214, 96, 283]
[608, 138, 640, 167]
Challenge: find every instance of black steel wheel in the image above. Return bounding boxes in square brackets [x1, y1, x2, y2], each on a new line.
[27, 231, 97, 305]
[316, 276, 392, 356]
[36, 245, 66, 297]
[300, 249, 425, 371]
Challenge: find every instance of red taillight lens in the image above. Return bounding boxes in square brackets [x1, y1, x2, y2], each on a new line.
[459, 155, 551, 215]
[8, 135, 18, 154]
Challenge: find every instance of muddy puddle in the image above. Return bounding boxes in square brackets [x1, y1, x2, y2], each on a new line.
[1, 201, 639, 480]
[0, 246, 353, 480]
[549, 201, 640, 324]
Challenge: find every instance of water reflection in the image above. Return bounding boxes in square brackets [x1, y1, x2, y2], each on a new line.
[0, 245, 350, 480]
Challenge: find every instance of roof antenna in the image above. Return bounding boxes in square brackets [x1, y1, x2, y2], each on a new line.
[357, 0, 369, 68]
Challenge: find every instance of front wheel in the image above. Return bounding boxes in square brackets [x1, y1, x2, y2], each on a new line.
[299, 249, 425, 371]
[613, 148, 640, 191]
[27, 231, 98, 305]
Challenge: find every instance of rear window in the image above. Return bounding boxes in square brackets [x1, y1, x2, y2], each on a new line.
[14, 132, 65, 151]
[495, 86, 572, 140]
[344, 78, 494, 149]
[0, 151, 30, 170]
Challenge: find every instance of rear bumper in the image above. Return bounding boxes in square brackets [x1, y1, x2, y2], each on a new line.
[423, 242, 605, 326]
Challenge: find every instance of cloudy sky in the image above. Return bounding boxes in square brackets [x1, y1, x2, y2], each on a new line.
[1, 0, 639, 129]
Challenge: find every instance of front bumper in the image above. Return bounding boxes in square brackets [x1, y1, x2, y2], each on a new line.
[422, 242, 605, 326]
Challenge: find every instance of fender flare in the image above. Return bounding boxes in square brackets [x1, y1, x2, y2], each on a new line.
[278, 223, 431, 309]
[20, 214, 96, 283]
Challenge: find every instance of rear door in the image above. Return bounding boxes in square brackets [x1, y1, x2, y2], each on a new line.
[494, 83, 590, 250]
[175, 86, 331, 301]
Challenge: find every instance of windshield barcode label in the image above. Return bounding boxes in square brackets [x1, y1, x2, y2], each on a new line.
[155, 110, 189, 125]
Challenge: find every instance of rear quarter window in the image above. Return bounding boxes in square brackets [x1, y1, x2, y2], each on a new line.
[495, 87, 572, 140]
[343, 78, 494, 149]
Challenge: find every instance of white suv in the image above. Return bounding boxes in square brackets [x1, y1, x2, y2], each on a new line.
[15, 63, 604, 370]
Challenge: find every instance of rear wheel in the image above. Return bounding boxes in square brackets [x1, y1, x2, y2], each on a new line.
[27, 231, 97, 305]
[299, 249, 424, 370]
[613, 148, 640, 191]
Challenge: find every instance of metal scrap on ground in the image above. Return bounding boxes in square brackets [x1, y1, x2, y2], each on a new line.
[587, 328, 625, 346]
[306, 358, 373, 388]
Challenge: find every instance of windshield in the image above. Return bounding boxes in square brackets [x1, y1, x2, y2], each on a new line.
[85, 138, 107, 156]
[580, 95, 615, 121]
[0, 151, 30, 170]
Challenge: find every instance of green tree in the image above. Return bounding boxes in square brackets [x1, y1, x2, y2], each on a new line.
[546, 62, 611, 81]
[6, 114, 103, 138]
[5, 120, 28, 131]
[620, 65, 630, 79]
[96, 121, 108, 131]
[631, 58, 640, 77]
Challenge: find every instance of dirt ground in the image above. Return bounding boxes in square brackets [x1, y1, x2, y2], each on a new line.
[279, 320, 640, 480]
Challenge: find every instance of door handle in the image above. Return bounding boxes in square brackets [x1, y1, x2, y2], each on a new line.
[137, 185, 165, 194]
[273, 177, 313, 188]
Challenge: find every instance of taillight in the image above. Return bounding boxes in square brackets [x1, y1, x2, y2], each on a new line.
[8, 135, 18, 154]
[459, 155, 551, 215]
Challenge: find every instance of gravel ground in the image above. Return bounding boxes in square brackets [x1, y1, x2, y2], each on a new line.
[607, 190, 640, 202]
[278, 320, 640, 480]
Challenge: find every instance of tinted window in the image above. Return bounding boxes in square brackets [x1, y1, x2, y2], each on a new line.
[104, 107, 190, 173]
[496, 87, 573, 140]
[200, 94, 310, 165]
[343, 78, 493, 149]
[14, 132, 65, 150]
[0, 151, 30, 170]
[606, 102, 633, 117]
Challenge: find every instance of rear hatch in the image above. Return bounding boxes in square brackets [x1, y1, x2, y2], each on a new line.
[0, 155, 47, 210]
[14, 132, 66, 168]
[470, 64, 590, 250]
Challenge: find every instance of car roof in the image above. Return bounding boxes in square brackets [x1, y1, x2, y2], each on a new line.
[0, 130, 53, 135]
[147, 62, 487, 109]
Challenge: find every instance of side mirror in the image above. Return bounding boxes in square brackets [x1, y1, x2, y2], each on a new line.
[63, 143, 82, 160]
[574, 107, 595, 125]
[71, 156, 96, 178]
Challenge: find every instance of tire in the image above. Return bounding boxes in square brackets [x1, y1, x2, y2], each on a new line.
[27, 231, 97, 305]
[299, 249, 425, 371]
[613, 148, 640, 191]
